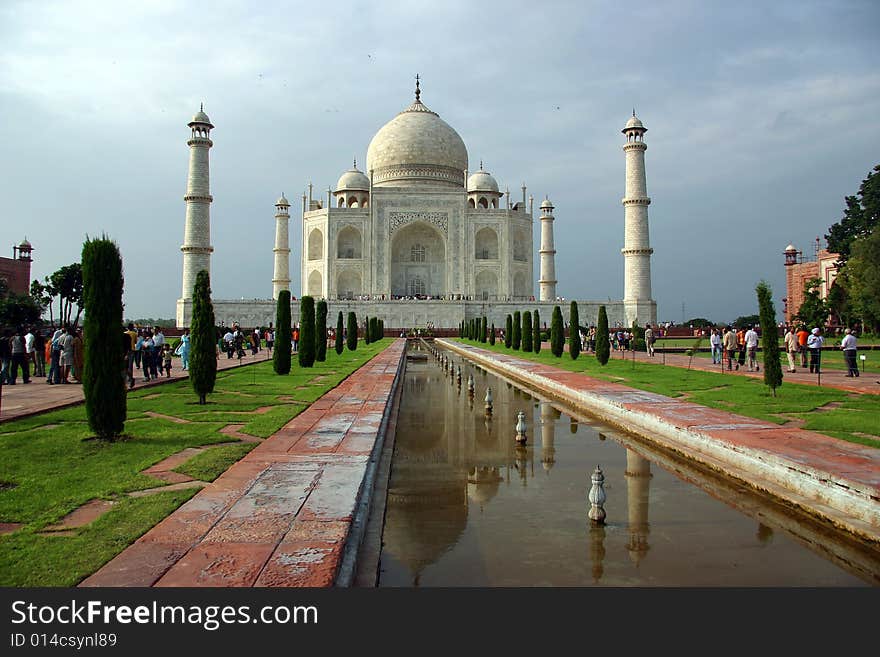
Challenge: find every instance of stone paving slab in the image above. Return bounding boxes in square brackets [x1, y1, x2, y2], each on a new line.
[440, 340, 880, 543]
[80, 339, 405, 587]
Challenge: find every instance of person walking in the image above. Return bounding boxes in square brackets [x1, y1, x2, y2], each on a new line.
[710, 328, 722, 364]
[177, 328, 191, 370]
[644, 324, 655, 357]
[47, 327, 62, 384]
[783, 325, 798, 373]
[807, 327, 824, 374]
[735, 326, 747, 369]
[744, 325, 760, 372]
[23, 326, 35, 378]
[0, 330, 11, 384]
[124, 323, 138, 389]
[58, 326, 74, 383]
[841, 328, 859, 377]
[141, 330, 155, 381]
[796, 325, 809, 368]
[292, 325, 300, 353]
[722, 326, 738, 371]
[9, 327, 31, 384]
[71, 328, 84, 382]
[33, 329, 45, 377]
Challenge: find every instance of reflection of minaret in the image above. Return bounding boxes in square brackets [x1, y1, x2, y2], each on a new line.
[589, 524, 607, 584]
[625, 449, 652, 566]
[540, 402, 555, 473]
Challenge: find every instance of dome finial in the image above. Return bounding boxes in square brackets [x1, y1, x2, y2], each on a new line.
[415, 73, 421, 102]
[201, 102, 204, 112]
[353, 157, 357, 169]
[480, 160, 483, 170]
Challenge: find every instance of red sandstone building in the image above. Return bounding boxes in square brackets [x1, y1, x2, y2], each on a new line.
[783, 238, 839, 324]
[0, 239, 33, 295]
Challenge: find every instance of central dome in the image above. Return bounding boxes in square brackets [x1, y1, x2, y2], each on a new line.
[366, 94, 468, 188]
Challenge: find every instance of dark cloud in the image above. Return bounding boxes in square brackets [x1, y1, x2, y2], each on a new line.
[1, 0, 878, 324]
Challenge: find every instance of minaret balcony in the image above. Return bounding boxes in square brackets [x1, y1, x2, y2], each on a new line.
[622, 197, 651, 206]
[184, 194, 213, 202]
[621, 247, 654, 255]
[186, 137, 213, 147]
[623, 142, 647, 152]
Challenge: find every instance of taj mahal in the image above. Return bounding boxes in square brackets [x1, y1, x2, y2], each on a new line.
[175, 79, 656, 330]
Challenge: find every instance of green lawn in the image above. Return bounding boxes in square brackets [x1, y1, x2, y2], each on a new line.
[456, 339, 880, 449]
[0, 340, 390, 586]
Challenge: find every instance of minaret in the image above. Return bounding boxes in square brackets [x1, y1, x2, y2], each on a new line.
[621, 111, 655, 325]
[538, 198, 557, 301]
[178, 105, 214, 325]
[272, 194, 291, 299]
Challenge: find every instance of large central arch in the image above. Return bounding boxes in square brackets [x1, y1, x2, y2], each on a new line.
[390, 222, 447, 297]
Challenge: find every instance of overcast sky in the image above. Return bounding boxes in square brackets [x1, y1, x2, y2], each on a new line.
[1, 0, 878, 324]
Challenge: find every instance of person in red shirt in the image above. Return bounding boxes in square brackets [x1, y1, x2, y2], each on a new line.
[796, 326, 809, 367]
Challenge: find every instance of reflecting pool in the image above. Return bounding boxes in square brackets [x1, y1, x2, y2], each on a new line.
[377, 343, 878, 586]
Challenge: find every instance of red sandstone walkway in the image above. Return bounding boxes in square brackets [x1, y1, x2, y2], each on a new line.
[0, 350, 275, 423]
[80, 339, 405, 587]
[441, 339, 880, 541]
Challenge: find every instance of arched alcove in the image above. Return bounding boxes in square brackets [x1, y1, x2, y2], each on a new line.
[474, 227, 499, 260]
[308, 269, 323, 297]
[337, 226, 362, 259]
[337, 270, 362, 299]
[513, 271, 529, 298]
[513, 228, 528, 262]
[475, 270, 498, 301]
[390, 222, 446, 297]
[308, 228, 324, 261]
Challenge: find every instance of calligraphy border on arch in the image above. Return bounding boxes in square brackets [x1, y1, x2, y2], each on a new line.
[388, 211, 449, 236]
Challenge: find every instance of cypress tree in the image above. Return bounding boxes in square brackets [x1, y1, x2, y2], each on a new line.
[522, 309, 533, 351]
[364, 314, 371, 344]
[505, 314, 513, 348]
[481, 316, 488, 343]
[596, 305, 610, 365]
[379, 319, 384, 340]
[631, 320, 646, 351]
[369, 317, 378, 343]
[550, 305, 564, 357]
[190, 270, 218, 403]
[757, 281, 783, 396]
[347, 311, 358, 351]
[512, 311, 521, 350]
[315, 299, 328, 362]
[489, 323, 496, 345]
[533, 309, 541, 354]
[81, 236, 126, 439]
[335, 311, 344, 355]
[273, 290, 292, 374]
[299, 296, 316, 367]
[569, 301, 580, 360]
